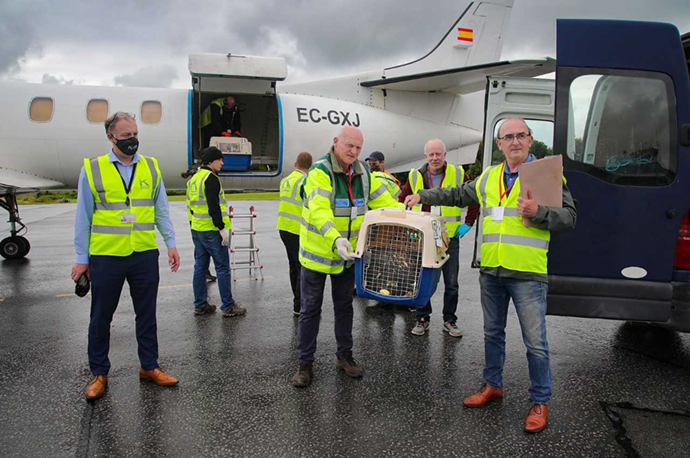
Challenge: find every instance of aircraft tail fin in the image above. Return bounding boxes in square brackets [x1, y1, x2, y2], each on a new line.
[384, 0, 514, 79]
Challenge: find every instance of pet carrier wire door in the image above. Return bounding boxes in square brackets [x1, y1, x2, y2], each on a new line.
[353, 209, 449, 307]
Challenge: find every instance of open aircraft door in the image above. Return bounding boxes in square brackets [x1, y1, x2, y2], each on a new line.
[189, 54, 287, 176]
[473, 76, 555, 267]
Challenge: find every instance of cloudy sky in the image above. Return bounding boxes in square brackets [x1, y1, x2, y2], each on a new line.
[1, 0, 688, 88]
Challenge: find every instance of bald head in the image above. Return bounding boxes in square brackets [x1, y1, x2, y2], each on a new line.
[497, 118, 530, 138]
[496, 117, 533, 168]
[333, 127, 364, 168]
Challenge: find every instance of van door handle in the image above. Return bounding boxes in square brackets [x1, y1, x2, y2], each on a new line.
[667, 210, 677, 219]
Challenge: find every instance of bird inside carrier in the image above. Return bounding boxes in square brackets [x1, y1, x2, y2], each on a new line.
[352, 208, 449, 307]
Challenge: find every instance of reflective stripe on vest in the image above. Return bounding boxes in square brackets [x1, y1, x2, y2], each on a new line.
[186, 168, 231, 231]
[84, 154, 159, 256]
[408, 163, 464, 236]
[277, 170, 307, 235]
[476, 164, 550, 274]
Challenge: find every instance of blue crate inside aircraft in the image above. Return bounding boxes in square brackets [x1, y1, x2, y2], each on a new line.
[352, 208, 449, 308]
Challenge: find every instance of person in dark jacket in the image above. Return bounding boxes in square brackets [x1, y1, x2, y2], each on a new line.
[200, 96, 243, 148]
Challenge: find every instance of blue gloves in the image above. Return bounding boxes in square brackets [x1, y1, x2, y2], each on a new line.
[455, 223, 471, 238]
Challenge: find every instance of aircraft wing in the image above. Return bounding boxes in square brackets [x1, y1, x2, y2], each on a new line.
[360, 58, 556, 94]
[0, 167, 65, 194]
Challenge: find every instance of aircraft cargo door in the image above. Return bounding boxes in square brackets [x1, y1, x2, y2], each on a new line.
[189, 53, 287, 177]
[473, 76, 555, 267]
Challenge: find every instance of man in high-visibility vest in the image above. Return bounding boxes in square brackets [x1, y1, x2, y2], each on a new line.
[71, 112, 181, 401]
[398, 139, 473, 338]
[292, 126, 405, 388]
[186, 147, 246, 318]
[199, 96, 242, 148]
[404, 118, 577, 433]
[277, 151, 313, 316]
[366, 151, 401, 199]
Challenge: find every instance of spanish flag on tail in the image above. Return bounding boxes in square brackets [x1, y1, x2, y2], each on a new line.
[458, 28, 473, 42]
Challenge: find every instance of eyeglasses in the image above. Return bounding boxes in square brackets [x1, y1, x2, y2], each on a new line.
[497, 132, 531, 142]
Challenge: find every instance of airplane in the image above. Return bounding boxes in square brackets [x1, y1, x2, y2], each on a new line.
[0, 0, 555, 259]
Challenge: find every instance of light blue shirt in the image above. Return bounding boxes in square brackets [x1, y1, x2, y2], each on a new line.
[430, 172, 443, 188]
[504, 154, 534, 195]
[74, 149, 176, 264]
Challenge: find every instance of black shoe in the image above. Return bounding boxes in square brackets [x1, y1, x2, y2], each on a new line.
[292, 363, 313, 388]
[194, 302, 217, 315]
[336, 352, 363, 378]
[206, 272, 217, 282]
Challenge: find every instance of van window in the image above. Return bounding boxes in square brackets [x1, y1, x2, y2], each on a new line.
[87, 99, 109, 123]
[141, 101, 162, 124]
[29, 97, 54, 122]
[566, 71, 676, 186]
[490, 119, 554, 165]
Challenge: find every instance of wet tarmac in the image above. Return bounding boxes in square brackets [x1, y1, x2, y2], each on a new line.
[1, 201, 689, 458]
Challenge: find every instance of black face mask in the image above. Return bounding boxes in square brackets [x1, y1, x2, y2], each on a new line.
[114, 137, 139, 156]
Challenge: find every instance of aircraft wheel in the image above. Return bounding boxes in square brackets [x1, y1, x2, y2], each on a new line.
[0, 236, 28, 260]
[17, 236, 30, 257]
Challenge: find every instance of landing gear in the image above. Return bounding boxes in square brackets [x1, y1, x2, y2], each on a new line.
[0, 193, 30, 260]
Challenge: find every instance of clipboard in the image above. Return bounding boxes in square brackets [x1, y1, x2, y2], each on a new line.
[518, 155, 562, 227]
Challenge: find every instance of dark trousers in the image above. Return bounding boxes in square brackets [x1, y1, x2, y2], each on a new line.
[88, 249, 160, 375]
[416, 236, 460, 323]
[297, 265, 355, 363]
[279, 230, 301, 312]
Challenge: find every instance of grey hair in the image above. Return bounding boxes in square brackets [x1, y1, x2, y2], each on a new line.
[424, 139, 446, 154]
[104, 111, 136, 134]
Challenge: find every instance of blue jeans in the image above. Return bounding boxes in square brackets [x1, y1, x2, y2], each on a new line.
[191, 230, 234, 311]
[297, 266, 355, 363]
[416, 236, 459, 323]
[479, 273, 552, 403]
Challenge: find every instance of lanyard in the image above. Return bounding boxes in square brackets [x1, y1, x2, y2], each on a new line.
[497, 162, 514, 204]
[113, 161, 137, 206]
[426, 166, 446, 189]
[346, 167, 355, 204]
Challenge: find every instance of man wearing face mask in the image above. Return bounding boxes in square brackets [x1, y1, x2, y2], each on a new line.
[366, 151, 401, 199]
[71, 111, 181, 401]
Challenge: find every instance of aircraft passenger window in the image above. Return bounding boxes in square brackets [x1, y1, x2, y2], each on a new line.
[141, 101, 162, 124]
[565, 71, 676, 186]
[87, 99, 109, 123]
[29, 97, 54, 122]
[490, 119, 554, 166]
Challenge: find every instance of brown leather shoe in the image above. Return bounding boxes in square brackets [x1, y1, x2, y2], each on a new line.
[336, 352, 363, 378]
[139, 368, 179, 386]
[524, 403, 549, 433]
[86, 375, 108, 400]
[462, 383, 503, 408]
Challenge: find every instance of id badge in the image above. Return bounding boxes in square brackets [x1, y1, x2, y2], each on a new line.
[491, 207, 504, 222]
[121, 213, 136, 223]
[431, 206, 441, 216]
[350, 206, 358, 220]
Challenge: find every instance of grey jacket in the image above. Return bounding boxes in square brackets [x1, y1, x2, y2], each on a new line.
[418, 174, 577, 283]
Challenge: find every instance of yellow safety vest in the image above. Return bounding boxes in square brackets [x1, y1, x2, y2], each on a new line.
[186, 169, 231, 231]
[299, 150, 405, 275]
[409, 163, 464, 236]
[83, 154, 160, 256]
[277, 170, 307, 235]
[199, 98, 238, 130]
[475, 163, 556, 275]
[372, 171, 401, 200]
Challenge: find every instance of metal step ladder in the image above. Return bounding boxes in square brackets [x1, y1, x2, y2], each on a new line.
[229, 205, 264, 281]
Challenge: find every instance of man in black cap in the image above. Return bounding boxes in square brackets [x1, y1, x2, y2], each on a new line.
[366, 151, 401, 199]
[186, 147, 246, 317]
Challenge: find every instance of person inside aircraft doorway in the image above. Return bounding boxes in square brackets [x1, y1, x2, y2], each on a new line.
[200, 96, 243, 148]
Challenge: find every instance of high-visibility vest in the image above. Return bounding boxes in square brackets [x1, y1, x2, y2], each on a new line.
[83, 154, 160, 256]
[277, 170, 307, 235]
[372, 171, 401, 200]
[186, 168, 231, 231]
[475, 163, 558, 275]
[199, 98, 238, 130]
[299, 150, 404, 275]
[409, 163, 464, 236]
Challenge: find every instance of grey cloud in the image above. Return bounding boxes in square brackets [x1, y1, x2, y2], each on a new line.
[114, 65, 178, 88]
[41, 73, 74, 84]
[0, 3, 41, 75]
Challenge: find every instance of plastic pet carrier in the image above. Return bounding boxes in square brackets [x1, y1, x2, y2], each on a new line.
[352, 208, 449, 307]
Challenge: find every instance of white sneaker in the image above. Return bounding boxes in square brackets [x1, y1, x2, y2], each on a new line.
[442, 321, 463, 338]
[411, 319, 430, 336]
